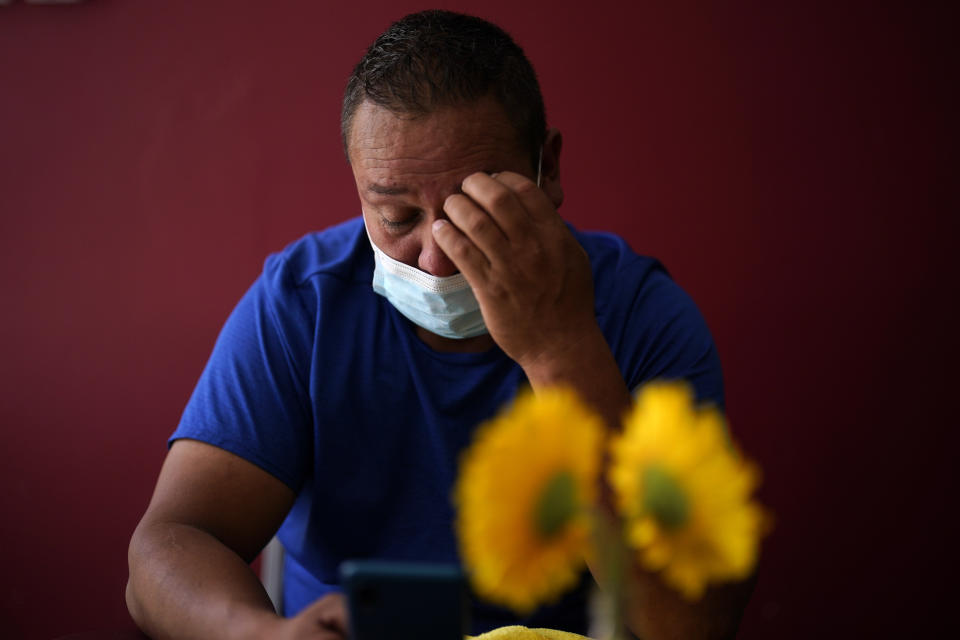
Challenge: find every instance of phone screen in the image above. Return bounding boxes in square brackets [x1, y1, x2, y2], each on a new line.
[340, 559, 470, 640]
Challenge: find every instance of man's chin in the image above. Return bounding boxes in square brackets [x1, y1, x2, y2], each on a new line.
[414, 325, 495, 354]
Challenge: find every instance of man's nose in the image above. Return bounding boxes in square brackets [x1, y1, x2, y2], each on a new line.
[417, 217, 459, 277]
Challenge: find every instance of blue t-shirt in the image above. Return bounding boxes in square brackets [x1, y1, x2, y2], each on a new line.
[171, 216, 723, 633]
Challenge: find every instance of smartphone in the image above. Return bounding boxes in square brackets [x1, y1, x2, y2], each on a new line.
[340, 559, 470, 640]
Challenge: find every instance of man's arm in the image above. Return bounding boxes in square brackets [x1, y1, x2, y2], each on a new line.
[127, 440, 346, 640]
[624, 561, 756, 640]
[434, 167, 753, 639]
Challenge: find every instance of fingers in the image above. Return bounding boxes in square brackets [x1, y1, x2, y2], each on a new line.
[431, 218, 490, 287]
[434, 170, 552, 284]
[456, 173, 526, 237]
[472, 171, 553, 223]
[454, 171, 549, 234]
[442, 188, 510, 264]
[301, 593, 349, 634]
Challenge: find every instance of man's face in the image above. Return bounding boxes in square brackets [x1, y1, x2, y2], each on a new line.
[348, 96, 535, 276]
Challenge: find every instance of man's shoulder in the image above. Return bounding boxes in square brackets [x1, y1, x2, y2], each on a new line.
[572, 227, 667, 294]
[574, 225, 708, 350]
[573, 227, 723, 407]
[262, 217, 370, 291]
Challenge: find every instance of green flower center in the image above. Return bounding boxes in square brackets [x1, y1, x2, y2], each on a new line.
[535, 470, 577, 539]
[641, 465, 690, 530]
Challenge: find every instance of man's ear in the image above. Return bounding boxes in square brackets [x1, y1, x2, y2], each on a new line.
[541, 128, 564, 208]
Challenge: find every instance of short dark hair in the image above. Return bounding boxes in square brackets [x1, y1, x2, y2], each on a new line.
[341, 10, 546, 170]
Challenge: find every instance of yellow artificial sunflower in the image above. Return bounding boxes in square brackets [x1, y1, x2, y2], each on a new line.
[608, 381, 767, 600]
[455, 387, 605, 614]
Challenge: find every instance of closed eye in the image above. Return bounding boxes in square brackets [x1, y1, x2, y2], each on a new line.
[379, 209, 422, 232]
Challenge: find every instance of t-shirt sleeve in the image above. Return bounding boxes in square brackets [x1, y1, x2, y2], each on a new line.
[612, 264, 725, 411]
[170, 254, 314, 492]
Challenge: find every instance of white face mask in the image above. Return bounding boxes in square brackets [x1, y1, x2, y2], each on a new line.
[366, 148, 543, 340]
[368, 233, 489, 339]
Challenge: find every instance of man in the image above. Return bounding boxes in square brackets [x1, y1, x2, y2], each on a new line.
[127, 10, 747, 640]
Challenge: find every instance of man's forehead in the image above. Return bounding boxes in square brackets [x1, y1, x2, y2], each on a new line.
[348, 98, 522, 161]
[356, 147, 499, 196]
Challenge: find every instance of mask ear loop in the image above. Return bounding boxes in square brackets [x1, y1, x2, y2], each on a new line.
[536, 146, 543, 188]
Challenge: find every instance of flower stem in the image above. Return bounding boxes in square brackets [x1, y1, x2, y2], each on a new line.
[590, 507, 630, 640]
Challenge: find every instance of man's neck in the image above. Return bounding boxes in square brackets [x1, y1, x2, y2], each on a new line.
[415, 325, 496, 354]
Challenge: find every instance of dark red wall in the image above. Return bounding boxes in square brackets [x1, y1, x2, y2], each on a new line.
[0, 1, 954, 638]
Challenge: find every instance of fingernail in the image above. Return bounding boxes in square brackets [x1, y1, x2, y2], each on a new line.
[433, 219, 448, 232]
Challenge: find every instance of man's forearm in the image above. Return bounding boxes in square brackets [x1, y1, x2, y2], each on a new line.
[127, 520, 281, 640]
[523, 329, 752, 639]
[520, 323, 632, 429]
[625, 564, 755, 640]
